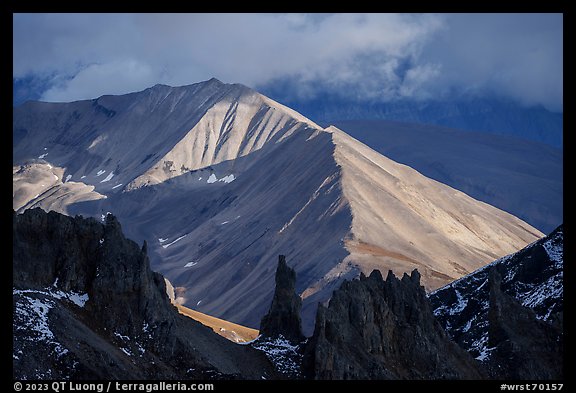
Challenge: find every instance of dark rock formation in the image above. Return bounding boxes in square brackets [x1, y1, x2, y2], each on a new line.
[485, 269, 563, 379]
[259, 255, 304, 343]
[303, 269, 484, 379]
[13, 208, 277, 380]
[429, 225, 563, 379]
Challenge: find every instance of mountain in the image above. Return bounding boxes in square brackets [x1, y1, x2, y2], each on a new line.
[429, 225, 563, 379]
[13, 208, 276, 379]
[255, 226, 563, 380]
[258, 90, 563, 147]
[14, 208, 560, 380]
[13, 78, 543, 335]
[330, 120, 562, 234]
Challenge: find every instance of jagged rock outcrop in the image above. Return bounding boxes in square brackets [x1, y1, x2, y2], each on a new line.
[13, 208, 277, 380]
[429, 224, 563, 379]
[303, 269, 484, 379]
[259, 255, 304, 343]
[254, 256, 306, 379]
[485, 269, 563, 379]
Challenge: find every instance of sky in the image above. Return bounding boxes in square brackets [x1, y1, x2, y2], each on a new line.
[13, 13, 563, 112]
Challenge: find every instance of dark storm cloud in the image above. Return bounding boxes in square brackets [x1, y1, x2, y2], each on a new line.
[13, 13, 562, 111]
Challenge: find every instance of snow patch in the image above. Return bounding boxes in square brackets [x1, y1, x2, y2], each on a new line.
[251, 335, 303, 377]
[67, 292, 89, 308]
[112, 183, 123, 189]
[13, 287, 89, 359]
[100, 172, 114, 183]
[65, 174, 72, 183]
[13, 288, 89, 308]
[38, 153, 48, 159]
[120, 347, 133, 357]
[207, 174, 218, 184]
[218, 174, 235, 183]
[96, 170, 106, 177]
[542, 237, 563, 268]
[136, 342, 146, 355]
[162, 234, 187, 249]
[158, 238, 168, 243]
[114, 332, 130, 341]
[184, 261, 198, 268]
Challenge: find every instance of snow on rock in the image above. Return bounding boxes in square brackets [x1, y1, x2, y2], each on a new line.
[38, 153, 48, 159]
[161, 234, 187, 249]
[542, 232, 563, 268]
[64, 174, 72, 183]
[67, 292, 89, 308]
[13, 286, 91, 360]
[251, 335, 303, 378]
[100, 172, 115, 183]
[206, 173, 235, 184]
[114, 332, 131, 342]
[218, 174, 236, 183]
[136, 342, 146, 356]
[206, 174, 218, 184]
[449, 290, 468, 315]
[14, 287, 89, 309]
[429, 225, 563, 361]
[120, 347, 133, 357]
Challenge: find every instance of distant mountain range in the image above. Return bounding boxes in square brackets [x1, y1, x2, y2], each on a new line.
[259, 90, 563, 147]
[13, 78, 543, 335]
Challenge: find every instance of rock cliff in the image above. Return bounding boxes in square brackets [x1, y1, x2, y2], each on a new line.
[259, 255, 304, 342]
[302, 269, 484, 379]
[13, 208, 276, 379]
[484, 269, 563, 379]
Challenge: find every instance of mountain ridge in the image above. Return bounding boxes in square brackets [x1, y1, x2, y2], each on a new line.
[13, 78, 544, 334]
[329, 119, 562, 233]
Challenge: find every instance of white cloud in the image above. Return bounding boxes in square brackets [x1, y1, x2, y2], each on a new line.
[41, 59, 157, 102]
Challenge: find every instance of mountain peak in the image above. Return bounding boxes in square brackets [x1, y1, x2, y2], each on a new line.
[206, 76, 224, 85]
[13, 78, 543, 336]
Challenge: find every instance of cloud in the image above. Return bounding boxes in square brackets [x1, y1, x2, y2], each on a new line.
[419, 13, 563, 110]
[41, 60, 157, 102]
[13, 13, 562, 111]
